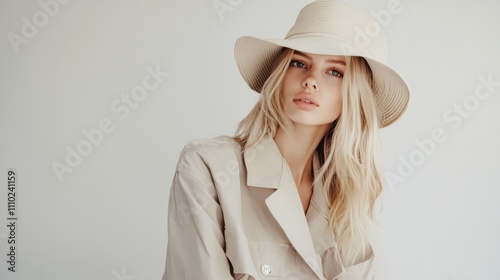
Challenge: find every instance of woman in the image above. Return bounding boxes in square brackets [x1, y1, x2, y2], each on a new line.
[163, 0, 410, 279]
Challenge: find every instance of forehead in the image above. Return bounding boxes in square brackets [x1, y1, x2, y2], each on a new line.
[292, 50, 346, 65]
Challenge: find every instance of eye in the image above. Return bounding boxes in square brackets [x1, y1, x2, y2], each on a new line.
[290, 59, 307, 69]
[328, 69, 344, 78]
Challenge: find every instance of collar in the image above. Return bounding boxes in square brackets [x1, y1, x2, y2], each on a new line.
[243, 133, 329, 219]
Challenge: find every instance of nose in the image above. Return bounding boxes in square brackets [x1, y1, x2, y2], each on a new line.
[302, 74, 318, 91]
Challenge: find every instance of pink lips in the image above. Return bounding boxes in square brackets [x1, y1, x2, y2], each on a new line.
[292, 93, 319, 110]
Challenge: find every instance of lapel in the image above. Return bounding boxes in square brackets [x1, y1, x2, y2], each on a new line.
[243, 133, 330, 280]
[308, 155, 344, 279]
[308, 153, 329, 220]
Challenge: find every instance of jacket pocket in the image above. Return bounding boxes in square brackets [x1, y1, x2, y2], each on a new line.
[225, 230, 258, 279]
[318, 244, 344, 280]
[248, 241, 288, 278]
[225, 229, 288, 279]
[337, 250, 375, 280]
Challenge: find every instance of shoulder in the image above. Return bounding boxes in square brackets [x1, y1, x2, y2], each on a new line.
[175, 135, 242, 175]
[182, 135, 239, 153]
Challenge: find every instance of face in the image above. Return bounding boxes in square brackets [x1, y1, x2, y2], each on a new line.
[281, 50, 346, 127]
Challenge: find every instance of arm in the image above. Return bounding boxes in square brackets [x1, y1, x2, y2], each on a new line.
[162, 167, 234, 280]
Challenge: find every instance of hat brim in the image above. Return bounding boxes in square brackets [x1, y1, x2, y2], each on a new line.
[234, 35, 410, 127]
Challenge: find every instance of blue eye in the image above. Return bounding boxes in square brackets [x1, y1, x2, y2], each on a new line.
[329, 69, 343, 78]
[290, 60, 306, 68]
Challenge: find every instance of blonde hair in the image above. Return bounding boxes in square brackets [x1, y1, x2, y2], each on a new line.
[233, 48, 383, 266]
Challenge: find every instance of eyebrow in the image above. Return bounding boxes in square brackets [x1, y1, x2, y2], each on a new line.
[293, 50, 346, 66]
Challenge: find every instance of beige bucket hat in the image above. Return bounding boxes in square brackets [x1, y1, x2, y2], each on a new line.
[234, 0, 411, 127]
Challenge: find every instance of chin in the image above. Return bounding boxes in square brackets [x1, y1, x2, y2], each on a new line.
[285, 109, 335, 127]
[289, 117, 328, 127]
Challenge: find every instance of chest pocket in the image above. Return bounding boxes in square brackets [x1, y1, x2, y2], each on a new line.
[249, 242, 288, 278]
[225, 229, 289, 279]
[337, 253, 375, 280]
[336, 244, 376, 280]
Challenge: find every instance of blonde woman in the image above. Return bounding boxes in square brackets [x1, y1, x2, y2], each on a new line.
[162, 0, 410, 279]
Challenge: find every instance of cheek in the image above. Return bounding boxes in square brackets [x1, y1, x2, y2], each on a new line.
[281, 73, 295, 99]
[330, 96, 342, 113]
[325, 85, 343, 109]
[325, 92, 343, 120]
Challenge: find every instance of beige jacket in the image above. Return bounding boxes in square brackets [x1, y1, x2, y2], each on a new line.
[163, 133, 388, 280]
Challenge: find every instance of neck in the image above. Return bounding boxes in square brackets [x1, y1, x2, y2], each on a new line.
[273, 123, 329, 186]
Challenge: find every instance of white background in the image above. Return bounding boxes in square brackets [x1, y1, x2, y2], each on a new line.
[0, 0, 499, 279]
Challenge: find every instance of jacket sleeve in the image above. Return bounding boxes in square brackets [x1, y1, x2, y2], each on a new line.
[162, 156, 234, 280]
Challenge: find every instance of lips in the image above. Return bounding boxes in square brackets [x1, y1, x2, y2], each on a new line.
[294, 98, 318, 105]
[292, 94, 319, 106]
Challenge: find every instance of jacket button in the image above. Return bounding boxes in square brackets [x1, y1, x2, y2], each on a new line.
[261, 264, 271, 275]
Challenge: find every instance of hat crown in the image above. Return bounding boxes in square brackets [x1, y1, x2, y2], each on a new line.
[285, 0, 387, 61]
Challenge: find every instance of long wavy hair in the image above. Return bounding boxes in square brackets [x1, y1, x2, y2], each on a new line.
[233, 47, 383, 266]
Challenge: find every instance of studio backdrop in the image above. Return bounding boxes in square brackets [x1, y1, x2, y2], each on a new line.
[0, 0, 499, 279]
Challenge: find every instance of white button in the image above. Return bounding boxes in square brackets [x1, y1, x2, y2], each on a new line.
[261, 264, 271, 275]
